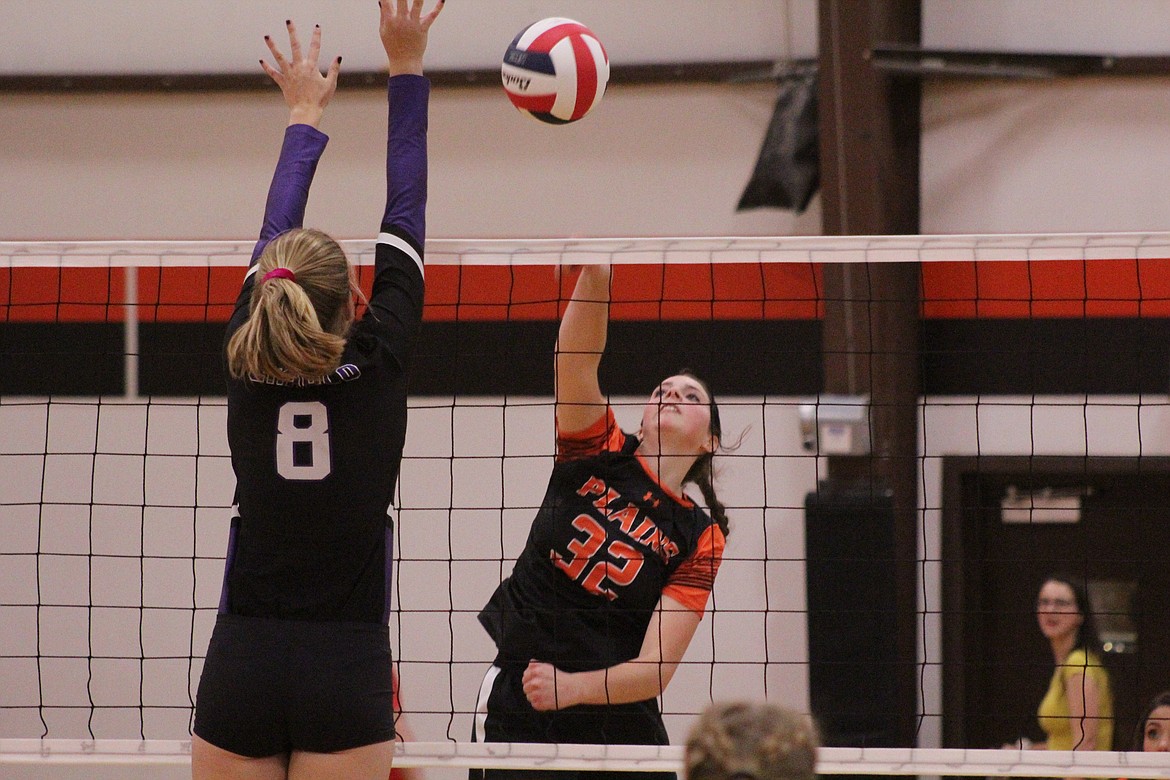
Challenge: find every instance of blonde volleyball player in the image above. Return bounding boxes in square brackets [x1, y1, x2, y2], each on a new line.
[473, 264, 730, 780]
[192, 2, 443, 778]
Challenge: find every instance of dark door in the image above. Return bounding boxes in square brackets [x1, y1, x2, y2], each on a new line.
[942, 457, 1170, 752]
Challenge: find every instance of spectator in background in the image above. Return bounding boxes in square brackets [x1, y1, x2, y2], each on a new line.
[1133, 690, 1170, 752]
[1009, 575, 1114, 755]
[684, 701, 819, 780]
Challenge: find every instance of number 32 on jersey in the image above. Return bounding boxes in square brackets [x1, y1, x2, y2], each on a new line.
[552, 514, 644, 600]
[276, 401, 332, 480]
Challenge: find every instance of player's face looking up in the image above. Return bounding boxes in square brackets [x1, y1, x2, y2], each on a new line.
[640, 374, 719, 456]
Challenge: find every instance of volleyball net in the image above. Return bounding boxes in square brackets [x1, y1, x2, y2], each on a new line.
[3, 233, 1170, 776]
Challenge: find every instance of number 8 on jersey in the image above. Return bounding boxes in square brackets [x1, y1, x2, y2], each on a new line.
[276, 400, 332, 480]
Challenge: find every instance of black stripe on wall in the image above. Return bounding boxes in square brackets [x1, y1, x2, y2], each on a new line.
[922, 318, 1170, 395]
[1, 320, 823, 397]
[4, 318, 1168, 397]
[139, 322, 229, 396]
[0, 323, 124, 396]
[419, 320, 824, 397]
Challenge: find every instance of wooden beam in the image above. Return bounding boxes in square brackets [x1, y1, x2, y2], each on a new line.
[817, 0, 922, 749]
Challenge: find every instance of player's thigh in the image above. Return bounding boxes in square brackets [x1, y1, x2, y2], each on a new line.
[288, 740, 395, 780]
[191, 734, 289, 780]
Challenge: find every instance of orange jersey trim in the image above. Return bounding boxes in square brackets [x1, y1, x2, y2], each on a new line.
[663, 524, 725, 615]
[556, 407, 625, 461]
[557, 408, 697, 509]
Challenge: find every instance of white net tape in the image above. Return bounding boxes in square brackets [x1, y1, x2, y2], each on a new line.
[2, 741, 1170, 777]
[5, 230, 1170, 267]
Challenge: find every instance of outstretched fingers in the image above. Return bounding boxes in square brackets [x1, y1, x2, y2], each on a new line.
[260, 34, 286, 85]
[262, 20, 328, 77]
[382, 0, 444, 27]
[285, 19, 303, 63]
[263, 34, 286, 67]
[325, 53, 342, 85]
[420, 0, 444, 30]
[259, 19, 341, 127]
[306, 22, 323, 67]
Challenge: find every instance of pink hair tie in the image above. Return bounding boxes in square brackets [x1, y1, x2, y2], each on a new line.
[261, 267, 297, 284]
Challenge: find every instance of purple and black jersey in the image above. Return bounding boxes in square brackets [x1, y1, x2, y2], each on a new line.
[219, 75, 430, 625]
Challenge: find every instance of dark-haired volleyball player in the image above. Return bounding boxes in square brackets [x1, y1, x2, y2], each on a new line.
[472, 263, 729, 780]
[192, 3, 443, 779]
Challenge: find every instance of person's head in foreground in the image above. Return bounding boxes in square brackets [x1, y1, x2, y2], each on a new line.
[685, 701, 819, 780]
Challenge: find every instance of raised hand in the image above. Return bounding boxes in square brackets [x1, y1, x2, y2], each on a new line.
[260, 20, 342, 128]
[379, 0, 445, 76]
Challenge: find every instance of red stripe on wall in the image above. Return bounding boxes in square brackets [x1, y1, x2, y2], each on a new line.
[138, 267, 240, 322]
[919, 258, 1170, 317]
[1, 267, 128, 322]
[6, 258, 1170, 324]
[419, 263, 824, 321]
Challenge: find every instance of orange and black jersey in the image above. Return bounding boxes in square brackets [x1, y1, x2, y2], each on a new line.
[478, 407, 726, 673]
[219, 75, 429, 625]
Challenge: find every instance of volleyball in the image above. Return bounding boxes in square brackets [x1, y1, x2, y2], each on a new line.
[501, 17, 609, 124]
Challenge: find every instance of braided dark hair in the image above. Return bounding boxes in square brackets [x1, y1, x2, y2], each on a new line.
[678, 370, 729, 536]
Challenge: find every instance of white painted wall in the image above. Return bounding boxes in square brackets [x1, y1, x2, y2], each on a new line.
[920, 0, 1170, 233]
[0, 83, 823, 241]
[0, 1, 813, 75]
[0, 0, 820, 242]
[6, 2, 1170, 240]
[921, 77, 1170, 234]
[922, 0, 1170, 56]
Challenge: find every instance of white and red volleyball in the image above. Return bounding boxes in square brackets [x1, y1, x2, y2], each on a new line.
[501, 18, 609, 125]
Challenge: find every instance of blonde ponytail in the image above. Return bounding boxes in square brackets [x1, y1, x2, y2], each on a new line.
[226, 228, 353, 382]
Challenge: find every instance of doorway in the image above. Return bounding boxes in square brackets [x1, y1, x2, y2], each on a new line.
[941, 456, 1170, 751]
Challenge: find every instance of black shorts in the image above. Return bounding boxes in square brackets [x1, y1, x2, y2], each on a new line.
[194, 613, 396, 757]
[470, 664, 675, 780]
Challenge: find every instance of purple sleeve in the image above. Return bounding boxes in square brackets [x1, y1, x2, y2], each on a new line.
[229, 124, 329, 331]
[364, 74, 429, 370]
[251, 124, 330, 264]
[383, 74, 429, 247]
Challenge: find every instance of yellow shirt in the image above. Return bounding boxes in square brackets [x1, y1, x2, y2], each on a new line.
[1037, 649, 1113, 751]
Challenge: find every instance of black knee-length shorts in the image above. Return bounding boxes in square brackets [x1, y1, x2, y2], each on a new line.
[194, 613, 396, 757]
